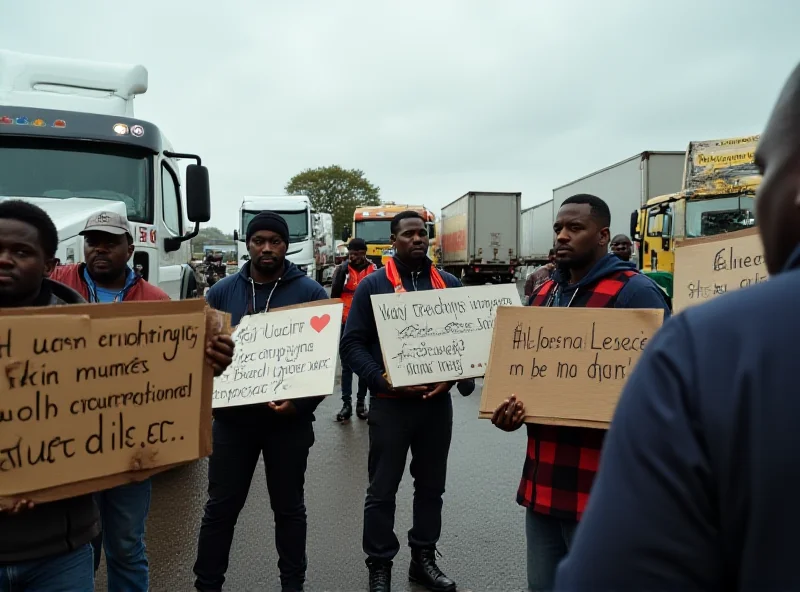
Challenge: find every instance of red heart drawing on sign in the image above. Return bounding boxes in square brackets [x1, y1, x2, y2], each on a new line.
[310, 314, 331, 333]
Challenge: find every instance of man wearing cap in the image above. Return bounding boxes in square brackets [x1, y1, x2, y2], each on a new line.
[50, 210, 169, 303]
[330, 237, 377, 422]
[49, 210, 235, 592]
[194, 212, 328, 592]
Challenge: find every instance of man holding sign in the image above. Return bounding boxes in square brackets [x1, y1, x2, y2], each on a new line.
[194, 212, 328, 592]
[492, 194, 669, 592]
[554, 62, 800, 590]
[341, 211, 472, 592]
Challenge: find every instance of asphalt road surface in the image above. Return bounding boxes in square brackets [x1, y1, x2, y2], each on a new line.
[96, 282, 530, 592]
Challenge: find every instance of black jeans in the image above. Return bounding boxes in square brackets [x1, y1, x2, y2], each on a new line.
[194, 417, 315, 591]
[340, 324, 368, 404]
[363, 394, 453, 562]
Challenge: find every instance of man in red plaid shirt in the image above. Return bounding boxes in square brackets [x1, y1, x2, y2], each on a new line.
[492, 194, 670, 592]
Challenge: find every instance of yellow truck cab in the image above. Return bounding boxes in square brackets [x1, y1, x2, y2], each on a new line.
[347, 203, 437, 268]
[631, 135, 760, 299]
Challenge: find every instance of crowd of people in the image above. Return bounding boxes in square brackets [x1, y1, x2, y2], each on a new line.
[3, 61, 800, 592]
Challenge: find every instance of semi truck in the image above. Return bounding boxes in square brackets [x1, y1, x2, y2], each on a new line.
[0, 49, 210, 300]
[553, 151, 685, 265]
[234, 195, 335, 284]
[520, 199, 554, 265]
[631, 134, 760, 298]
[347, 203, 437, 268]
[440, 191, 521, 284]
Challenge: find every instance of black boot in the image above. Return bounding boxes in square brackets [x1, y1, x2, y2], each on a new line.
[367, 559, 392, 592]
[336, 401, 352, 422]
[409, 548, 456, 592]
[356, 399, 368, 420]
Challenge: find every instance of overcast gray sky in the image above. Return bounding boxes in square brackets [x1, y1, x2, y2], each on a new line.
[2, 0, 798, 233]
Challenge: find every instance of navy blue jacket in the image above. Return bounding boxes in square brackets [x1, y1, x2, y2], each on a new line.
[555, 246, 800, 591]
[206, 260, 329, 423]
[340, 257, 471, 394]
[539, 253, 672, 314]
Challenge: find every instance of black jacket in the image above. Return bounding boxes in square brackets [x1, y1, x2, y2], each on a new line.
[0, 279, 101, 563]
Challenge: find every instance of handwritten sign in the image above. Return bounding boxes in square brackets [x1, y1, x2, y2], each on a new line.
[0, 300, 211, 499]
[479, 306, 664, 428]
[673, 227, 767, 312]
[213, 302, 343, 408]
[371, 284, 521, 387]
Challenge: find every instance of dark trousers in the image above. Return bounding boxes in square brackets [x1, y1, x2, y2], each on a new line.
[363, 394, 453, 562]
[194, 418, 314, 591]
[341, 324, 368, 404]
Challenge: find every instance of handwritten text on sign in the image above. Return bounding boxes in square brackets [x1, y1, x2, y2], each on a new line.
[371, 284, 521, 387]
[479, 307, 664, 427]
[213, 302, 343, 408]
[673, 228, 767, 312]
[0, 311, 207, 497]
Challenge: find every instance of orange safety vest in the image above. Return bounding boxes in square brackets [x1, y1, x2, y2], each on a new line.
[341, 262, 377, 322]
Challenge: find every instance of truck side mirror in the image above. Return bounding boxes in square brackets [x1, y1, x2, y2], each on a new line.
[233, 230, 239, 242]
[629, 211, 638, 240]
[186, 164, 211, 223]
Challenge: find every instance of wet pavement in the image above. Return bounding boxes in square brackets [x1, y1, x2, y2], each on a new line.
[97, 283, 530, 592]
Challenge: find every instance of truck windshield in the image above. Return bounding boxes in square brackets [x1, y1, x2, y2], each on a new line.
[0, 138, 150, 222]
[241, 209, 309, 242]
[355, 219, 392, 244]
[686, 195, 755, 238]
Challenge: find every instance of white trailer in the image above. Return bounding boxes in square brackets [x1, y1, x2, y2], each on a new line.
[552, 151, 684, 261]
[440, 191, 521, 283]
[0, 49, 210, 299]
[520, 199, 554, 264]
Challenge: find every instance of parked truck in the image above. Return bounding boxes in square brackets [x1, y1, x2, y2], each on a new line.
[553, 151, 685, 264]
[440, 191, 521, 284]
[631, 134, 760, 298]
[0, 49, 210, 300]
[234, 195, 335, 284]
[520, 199, 554, 265]
[346, 203, 437, 268]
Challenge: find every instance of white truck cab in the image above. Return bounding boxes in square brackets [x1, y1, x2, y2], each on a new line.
[235, 195, 333, 284]
[0, 49, 210, 299]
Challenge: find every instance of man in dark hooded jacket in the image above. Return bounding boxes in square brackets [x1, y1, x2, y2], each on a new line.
[0, 200, 98, 591]
[554, 62, 800, 592]
[194, 212, 327, 592]
[491, 194, 670, 592]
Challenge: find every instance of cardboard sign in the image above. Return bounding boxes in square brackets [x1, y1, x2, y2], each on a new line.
[213, 301, 343, 408]
[673, 227, 767, 312]
[0, 300, 214, 501]
[371, 284, 521, 387]
[479, 306, 664, 428]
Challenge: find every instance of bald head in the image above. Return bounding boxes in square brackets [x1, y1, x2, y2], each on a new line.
[610, 234, 632, 261]
[755, 62, 800, 274]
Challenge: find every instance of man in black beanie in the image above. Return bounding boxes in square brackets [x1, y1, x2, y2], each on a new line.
[194, 211, 328, 592]
[331, 237, 377, 421]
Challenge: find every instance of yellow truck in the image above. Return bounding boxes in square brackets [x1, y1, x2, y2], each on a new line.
[631, 134, 760, 299]
[347, 203, 438, 268]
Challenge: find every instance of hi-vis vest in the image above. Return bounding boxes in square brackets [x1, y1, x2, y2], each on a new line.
[342, 263, 377, 321]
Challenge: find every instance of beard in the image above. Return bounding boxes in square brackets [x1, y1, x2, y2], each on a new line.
[252, 256, 283, 276]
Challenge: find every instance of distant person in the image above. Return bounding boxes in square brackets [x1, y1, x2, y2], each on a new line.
[491, 194, 670, 592]
[610, 233, 633, 261]
[340, 211, 474, 592]
[194, 212, 328, 592]
[330, 237, 377, 422]
[554, 62, 800, 591]
[50, 210, 234, 592]
[524, 248, 556, 301]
